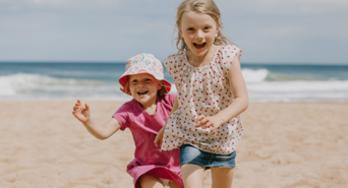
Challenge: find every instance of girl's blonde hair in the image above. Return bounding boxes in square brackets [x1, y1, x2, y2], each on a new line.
[176, 0, 230, 50]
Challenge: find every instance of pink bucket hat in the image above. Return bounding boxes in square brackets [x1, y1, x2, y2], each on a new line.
[118, 53, 171, 94]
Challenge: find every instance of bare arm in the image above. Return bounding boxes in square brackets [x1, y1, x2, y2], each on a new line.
[196, 56, 248, 128]
[171, 97, 179, 114]
[154, 97, 179, 146]
[215, 56, 248, 122]
[72, 100, 121, 140]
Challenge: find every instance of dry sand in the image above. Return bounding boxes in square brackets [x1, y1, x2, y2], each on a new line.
[0, 100, 347, 188]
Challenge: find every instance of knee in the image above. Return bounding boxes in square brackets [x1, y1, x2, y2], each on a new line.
[139, 175, 163, 188]
[181, 164, 204, 188]
[139, 174, 153, 184]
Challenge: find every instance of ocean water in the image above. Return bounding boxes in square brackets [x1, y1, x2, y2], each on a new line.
[1, 62, 348, 102]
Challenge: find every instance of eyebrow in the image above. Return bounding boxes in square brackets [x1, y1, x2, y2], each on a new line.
[130, 77, 153, 81]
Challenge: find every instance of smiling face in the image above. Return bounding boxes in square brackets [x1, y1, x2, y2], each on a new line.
[128, 73, 162, 108]
[180, 11, 219, 61]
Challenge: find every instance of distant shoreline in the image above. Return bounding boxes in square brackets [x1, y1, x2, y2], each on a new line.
[1, 63, 348, 101]
[1, 61, 348, 66]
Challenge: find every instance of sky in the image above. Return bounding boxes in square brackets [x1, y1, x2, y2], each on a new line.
[0, 0, 347, 64]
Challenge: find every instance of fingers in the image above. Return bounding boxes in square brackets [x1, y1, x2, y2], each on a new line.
[82, 103, 90, 114]
[72, 100, 81, 110]
[154, 128, 164, 147]
[196, 116, 209, 125]
[72, 100, 82, 118]
[196, 115, 205, 121]
[72, 100, 89, 117]
[74, 100, 81, 107]
[72, 100, 90, 124]
[195, 115, 213, 129]
[198, 122, 213, 129]
[72, 100, 86, 112]
[154, 135, 162, 147]
[85, 103, 89, 111]
[154, 136, 160, 147]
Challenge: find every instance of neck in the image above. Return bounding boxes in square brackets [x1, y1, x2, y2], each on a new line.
[187, 45, 216, 67]
[138, 96, 158, 112]
[143, 102, 157, 115]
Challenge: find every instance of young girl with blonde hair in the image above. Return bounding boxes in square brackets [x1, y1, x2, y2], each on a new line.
[155, 1, 248, 187]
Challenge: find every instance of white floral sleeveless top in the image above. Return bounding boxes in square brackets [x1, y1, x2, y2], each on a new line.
[161, 44, 244, 155]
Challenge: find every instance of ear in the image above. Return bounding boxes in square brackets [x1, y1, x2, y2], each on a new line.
[157, 81, 163, 90]
[178, 31, 183, 39]
[215, 29, 220, 37]
[123, 81, 131, 95]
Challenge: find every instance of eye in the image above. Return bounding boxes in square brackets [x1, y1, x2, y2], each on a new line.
[186, 27, 195, 32]
[203, 26, 211, 32]
[144, 78, 152, 84]
[130, 80, 138, 85]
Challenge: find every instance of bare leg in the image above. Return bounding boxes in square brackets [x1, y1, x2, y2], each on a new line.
[211, 167, 234, 188]
[139, 175, 164, 188]
[168, 180, 181, 188]
[181, 164, 204, 188]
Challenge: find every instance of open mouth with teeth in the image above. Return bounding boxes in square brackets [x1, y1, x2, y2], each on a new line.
[193, 42, 206, 49]
[137, 91, 149, 96]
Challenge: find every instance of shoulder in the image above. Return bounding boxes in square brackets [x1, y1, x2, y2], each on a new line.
[113, 99, 140, 129]
[116, 99, 138, 113]
[164, 51, 186, 77]
[216, 44, 242, 68]
[219, 44, 242, 60]
[166, 93, 177, 102]
[159, 93, 177, 108]
[164, 51, 185, 66]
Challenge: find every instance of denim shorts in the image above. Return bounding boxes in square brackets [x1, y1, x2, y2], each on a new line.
[180, 144, 236, 169]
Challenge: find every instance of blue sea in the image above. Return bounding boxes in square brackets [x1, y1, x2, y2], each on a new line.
[1, 62, 348, 102]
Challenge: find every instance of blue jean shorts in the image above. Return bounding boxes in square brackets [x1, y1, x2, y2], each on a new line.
[180, 144, 236, 169]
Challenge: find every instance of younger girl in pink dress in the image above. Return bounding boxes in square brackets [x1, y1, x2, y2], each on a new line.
[72, 53, 183, 188]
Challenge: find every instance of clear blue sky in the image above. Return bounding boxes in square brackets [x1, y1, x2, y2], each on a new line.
[0, 0, 347, 64]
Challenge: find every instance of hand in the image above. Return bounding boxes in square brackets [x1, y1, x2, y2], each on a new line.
[72, 100, 91, 125]
[154, 127, 165, 147]
[195, 115, 223, 129]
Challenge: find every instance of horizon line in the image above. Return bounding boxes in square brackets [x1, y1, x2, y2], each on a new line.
[0, 60, 347, 66]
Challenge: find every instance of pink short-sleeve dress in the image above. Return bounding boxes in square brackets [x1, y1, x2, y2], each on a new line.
[113, 94, 183, 188]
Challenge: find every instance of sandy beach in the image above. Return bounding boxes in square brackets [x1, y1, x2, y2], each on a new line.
[0, 100, 347, 188]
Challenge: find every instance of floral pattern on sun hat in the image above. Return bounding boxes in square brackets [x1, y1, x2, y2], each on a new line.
[118, 53, 171, 95]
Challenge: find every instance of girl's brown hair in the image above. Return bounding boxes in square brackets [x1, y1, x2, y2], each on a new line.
[176, 0, 230, 50]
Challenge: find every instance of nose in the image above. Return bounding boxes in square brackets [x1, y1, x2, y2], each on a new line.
[137, 82, 145, 87]
[195, 30, 204, 40]
[137, 80, 148, 87]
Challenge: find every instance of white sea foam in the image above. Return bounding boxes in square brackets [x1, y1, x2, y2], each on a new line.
[242, 68, 269, 83]
[247, 80, 348, 102]
[0, 73, 115, 99]
[1, 72, 348, 102]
